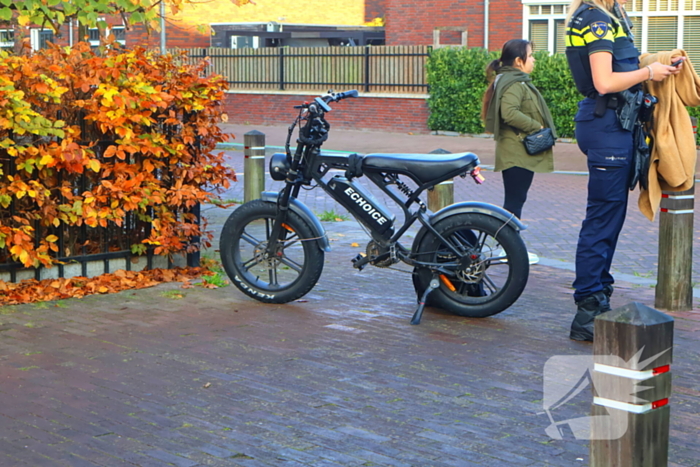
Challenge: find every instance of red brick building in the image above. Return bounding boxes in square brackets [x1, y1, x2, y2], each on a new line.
[385, 0, 523, 51]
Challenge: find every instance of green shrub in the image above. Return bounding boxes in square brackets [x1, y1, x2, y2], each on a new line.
[529, 52, 580, 139]
[426, 47, 496, 135]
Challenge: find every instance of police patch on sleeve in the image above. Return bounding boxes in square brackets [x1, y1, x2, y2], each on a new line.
[590, 21, 609, 38]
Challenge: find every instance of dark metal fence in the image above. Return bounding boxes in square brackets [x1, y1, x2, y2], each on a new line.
[172, 45, 431, 94]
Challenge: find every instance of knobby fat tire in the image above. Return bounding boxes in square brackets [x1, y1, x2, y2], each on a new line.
[220, 200, 325, 304]
[412, 213, 529, 318]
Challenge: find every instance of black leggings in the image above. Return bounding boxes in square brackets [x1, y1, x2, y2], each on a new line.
[502, 166, 534, 220]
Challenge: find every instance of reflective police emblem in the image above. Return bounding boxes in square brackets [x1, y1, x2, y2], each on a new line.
[590, 21, 609, 38]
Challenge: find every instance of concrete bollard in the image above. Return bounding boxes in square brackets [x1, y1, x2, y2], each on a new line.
[591, 302, 674, 467]
[655, 116, 696, 311]
[428, 148, 454, 212]
[244, 130, 266, 202]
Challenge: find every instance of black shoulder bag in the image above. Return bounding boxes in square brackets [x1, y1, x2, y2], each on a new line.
[522, 127, 555, 155]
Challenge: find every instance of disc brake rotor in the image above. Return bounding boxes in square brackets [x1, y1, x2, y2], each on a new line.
[253, 241, 283, 268]
[455, 252, 485, 283]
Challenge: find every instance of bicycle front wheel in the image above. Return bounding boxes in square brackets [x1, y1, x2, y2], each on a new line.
[219, 200, 325, 303]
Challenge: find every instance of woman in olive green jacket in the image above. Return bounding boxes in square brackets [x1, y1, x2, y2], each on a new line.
[482, 39, 557, 264]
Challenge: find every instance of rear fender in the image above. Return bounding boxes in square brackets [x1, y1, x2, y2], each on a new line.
[412, 201, 526, 251]
[261, 192, 331, 252]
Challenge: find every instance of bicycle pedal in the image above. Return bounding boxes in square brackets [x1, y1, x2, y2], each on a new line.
[352, 253, 370, 270]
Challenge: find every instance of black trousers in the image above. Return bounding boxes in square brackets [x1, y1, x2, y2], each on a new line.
[502, 166, 534, 220]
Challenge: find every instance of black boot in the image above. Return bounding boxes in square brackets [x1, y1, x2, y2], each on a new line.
[602, 284, 614, 299]
[569, 291, 611, 342]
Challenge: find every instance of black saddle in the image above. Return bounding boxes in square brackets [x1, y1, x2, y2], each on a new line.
[361, 152, 480, 185]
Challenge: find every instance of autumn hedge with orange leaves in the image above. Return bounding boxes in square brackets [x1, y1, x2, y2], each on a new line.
[0, 42, 235, 270]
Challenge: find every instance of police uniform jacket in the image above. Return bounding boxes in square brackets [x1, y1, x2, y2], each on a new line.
[484, 67, 556, 173]
[565, 2, 640, 98]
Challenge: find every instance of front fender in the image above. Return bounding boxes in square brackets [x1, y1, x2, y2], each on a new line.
[412, 201, 526, 251]
[261, 192, 331, 252]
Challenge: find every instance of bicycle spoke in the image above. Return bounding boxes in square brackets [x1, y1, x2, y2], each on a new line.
[481, 273, 499, 294]
[241, 255, 264, 271]
[474, 230, 489, 252]
[268, 263, 279, 286]
[240, 230, 260, 247]
[279, 234, 301, 251]
[279, 256, 303, 273]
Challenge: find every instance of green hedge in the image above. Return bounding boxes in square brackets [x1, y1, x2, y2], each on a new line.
[427, 47, 700, 144]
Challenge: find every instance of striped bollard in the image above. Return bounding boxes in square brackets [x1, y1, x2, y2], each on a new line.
[655, 116, 696, 311]
[428, 148, 454, 212]
[244, 130, 266, 202]
[591, 302, 674, 466]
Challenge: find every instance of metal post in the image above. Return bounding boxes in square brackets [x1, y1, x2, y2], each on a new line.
[187, 203, 201, 267]
[591, 302, 674, 467]
[244, 131, 266, 202]
[655, 116, 696, 311]
[427, 148, 454, 212]
[364, 46, 371, 93]
[279, 48, 285, 91]
[160, 0, 166, 54]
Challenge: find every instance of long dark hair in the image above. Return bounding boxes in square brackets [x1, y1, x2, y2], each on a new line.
[481, 39, 532, 123]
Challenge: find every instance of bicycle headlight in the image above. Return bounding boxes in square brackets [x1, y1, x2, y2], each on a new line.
[269, 153, 290, 181]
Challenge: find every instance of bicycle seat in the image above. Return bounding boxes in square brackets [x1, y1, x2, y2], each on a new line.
[362, 152, 480, 185]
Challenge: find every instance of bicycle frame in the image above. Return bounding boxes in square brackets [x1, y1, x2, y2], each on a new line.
[267, 108, 482, 270]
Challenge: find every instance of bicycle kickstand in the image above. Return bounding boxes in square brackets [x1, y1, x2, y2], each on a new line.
[410, 277, 440, 325]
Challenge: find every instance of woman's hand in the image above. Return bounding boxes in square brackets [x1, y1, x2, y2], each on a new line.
[647, 61, 682, 82]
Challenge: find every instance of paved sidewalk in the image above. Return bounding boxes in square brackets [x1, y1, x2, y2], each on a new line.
[1, 219, 699, 466]
[1, 123, 699, 466]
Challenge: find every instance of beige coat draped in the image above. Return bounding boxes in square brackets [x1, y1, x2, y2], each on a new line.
[638, 50, 700, 221]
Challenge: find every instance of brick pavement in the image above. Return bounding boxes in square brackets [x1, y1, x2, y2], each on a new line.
[1, 219, 699, 466]
[1, 124, 700, 466]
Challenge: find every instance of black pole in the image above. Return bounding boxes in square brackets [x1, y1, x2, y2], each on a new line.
[187, 203, 201, 268]
[364, 46, 370, 93]
[279, 47, 285, 91]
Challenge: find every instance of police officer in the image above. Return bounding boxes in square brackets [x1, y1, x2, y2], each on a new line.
[565, 0, 681, 341]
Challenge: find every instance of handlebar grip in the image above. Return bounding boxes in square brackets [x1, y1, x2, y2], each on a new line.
[335, 90, 359, 101]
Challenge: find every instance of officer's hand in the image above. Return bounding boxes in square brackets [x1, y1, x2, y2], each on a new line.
[649, 61, 681, 82]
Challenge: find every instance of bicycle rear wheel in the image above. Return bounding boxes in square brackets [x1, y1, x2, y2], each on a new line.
[412, 213, 529, 318]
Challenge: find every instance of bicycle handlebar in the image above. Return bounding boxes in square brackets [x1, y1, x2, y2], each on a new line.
[295, 90, 359, 110]
[329, 90, 359, 102]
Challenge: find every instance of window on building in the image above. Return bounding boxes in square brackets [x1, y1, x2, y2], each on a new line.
[684, 16, 700, 65]
[231, 36, 259, 49]
[88, 24, 126, 48]
[526, 3, 569, 55]
[111, 27, 126, 43]
[529, 20, 548, 51]
[30, 29, 54, 50]
[628, 16, 643, 45]
[0, 29, 13, 51]
[554, 19, 566, 54]
[88, 27, 102, 44]
[647, 17, 679, 52]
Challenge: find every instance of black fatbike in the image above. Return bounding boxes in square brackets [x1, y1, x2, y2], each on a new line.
[219, 91, 529, 324]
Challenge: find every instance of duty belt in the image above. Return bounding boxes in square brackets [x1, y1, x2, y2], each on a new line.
[592, 93, 621, 117]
